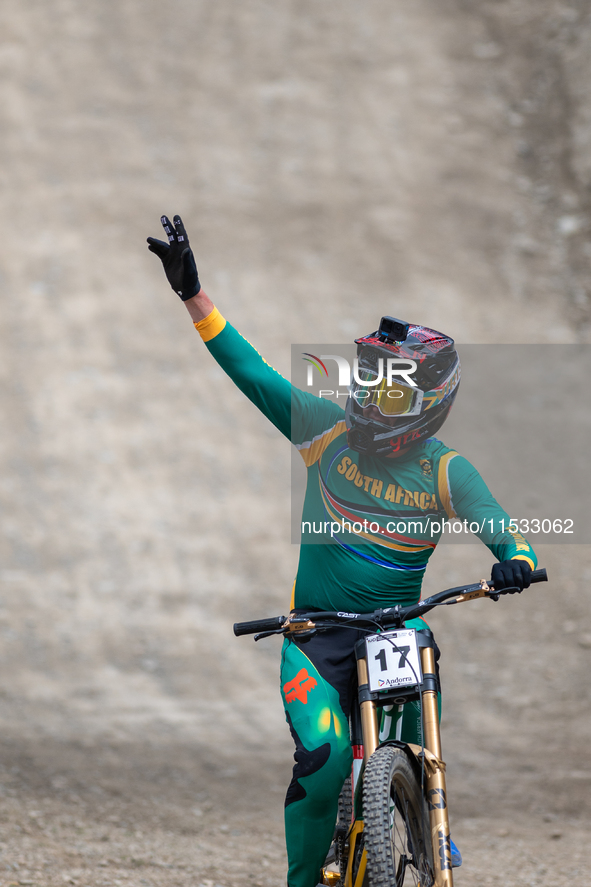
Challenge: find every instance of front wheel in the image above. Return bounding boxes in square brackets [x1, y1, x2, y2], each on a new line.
[363, 745, 434, 887]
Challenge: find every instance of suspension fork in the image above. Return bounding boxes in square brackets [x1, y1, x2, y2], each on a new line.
[338, 654, 377, 887]
[356, 654, 379, 764]
[417, 643, 454, 887]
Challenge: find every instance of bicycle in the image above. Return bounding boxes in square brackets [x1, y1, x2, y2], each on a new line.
[234, 567, 548, 887]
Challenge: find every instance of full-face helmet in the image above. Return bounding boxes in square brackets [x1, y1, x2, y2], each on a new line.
[345, 316, 461, 456]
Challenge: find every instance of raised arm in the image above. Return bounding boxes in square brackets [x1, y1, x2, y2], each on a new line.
[147, 215, 344, 445]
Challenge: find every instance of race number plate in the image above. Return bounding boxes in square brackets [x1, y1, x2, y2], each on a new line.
[366, 629, 423, 692]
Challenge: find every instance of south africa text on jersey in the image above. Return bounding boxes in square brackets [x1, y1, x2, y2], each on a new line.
[335, 455, 438, 510]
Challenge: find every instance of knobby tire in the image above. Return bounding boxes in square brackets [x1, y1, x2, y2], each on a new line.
[363, 745, 434, 887]
[335, 775, 353, 880]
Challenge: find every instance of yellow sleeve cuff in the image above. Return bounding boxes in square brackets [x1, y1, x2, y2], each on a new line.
[511, 555, 535, 570]
[194, 307, 227, 342]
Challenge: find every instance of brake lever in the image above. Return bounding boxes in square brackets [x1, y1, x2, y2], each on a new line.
[488, 584, 521, 602]
[254, 628, 288, 641]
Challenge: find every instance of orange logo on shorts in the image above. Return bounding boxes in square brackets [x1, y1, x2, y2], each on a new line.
[283, 668, 318, 704]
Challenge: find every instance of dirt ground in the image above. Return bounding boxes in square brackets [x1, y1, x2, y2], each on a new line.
[0, 1, 590, 885]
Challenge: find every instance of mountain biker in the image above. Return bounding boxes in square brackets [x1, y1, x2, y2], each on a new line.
[148, 215, 537, 887]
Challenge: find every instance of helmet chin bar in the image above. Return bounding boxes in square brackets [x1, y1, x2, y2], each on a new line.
[346, 427, 400, 456]
[344, 396, 453, 457]
[345, 399, 412, 456]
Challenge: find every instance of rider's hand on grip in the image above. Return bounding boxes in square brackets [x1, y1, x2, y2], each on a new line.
[147, 214, 201, 301]
[489, 559, 532, 600]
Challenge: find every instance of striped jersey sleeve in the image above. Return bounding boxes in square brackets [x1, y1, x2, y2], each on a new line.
[436, 450, 537, 569]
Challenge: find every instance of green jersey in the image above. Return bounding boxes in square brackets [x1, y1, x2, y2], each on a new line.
[197, 309, 537, 612]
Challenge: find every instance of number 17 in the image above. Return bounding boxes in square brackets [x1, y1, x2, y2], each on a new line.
[375, 645, 410, 671]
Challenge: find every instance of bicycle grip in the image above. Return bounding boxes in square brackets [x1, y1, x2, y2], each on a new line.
[531, 568, 548, 583]
[233, 616, 285, 636]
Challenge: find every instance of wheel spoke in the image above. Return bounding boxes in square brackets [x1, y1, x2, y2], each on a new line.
[389, 786, 422, 885]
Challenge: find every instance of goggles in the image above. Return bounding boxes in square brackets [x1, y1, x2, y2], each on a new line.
[351, 369, 424, 417]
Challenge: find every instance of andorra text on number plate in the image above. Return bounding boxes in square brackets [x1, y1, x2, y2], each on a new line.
[366, 629, 423, 692]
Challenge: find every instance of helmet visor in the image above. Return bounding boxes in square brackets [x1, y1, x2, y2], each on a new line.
[351, 369, 424, 417]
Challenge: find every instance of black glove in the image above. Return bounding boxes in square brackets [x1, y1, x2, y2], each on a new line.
[147, 214, 201, 301]
[490, 559, 532, 599]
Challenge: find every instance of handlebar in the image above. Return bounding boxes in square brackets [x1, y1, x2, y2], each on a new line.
[233, 616, 286, 636]
[530, 569, 547, 582]
[233, 568, 548, 638]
